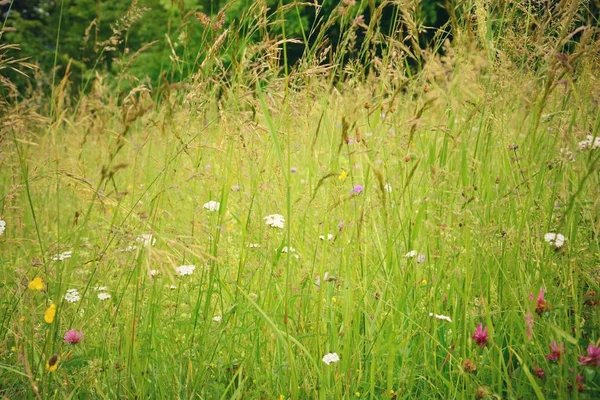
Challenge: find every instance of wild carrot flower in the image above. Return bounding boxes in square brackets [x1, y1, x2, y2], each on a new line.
[578, 343, 600, 367]
[352, 185, 364, 195]
[0, 219, 5, 235]
[546, 341, 564, 361]
[97, 292, 111, 300]
[63, 289, 81, 303]
[472, 323, 488, 347]
[176, 265, 195, 276]
[535, 289, 549, 316]
[544, 232, 565, 248]
[64, 329, 83, 344]
[264, 214, 285, 229]
[203, 201, 220, 212]
[322, 352, 340, 365]
[28, 277, 44, 291]
[44, 304, 56, 324]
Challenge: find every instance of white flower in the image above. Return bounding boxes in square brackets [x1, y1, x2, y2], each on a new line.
[52, 251, 73, 261]
[405, 250, 418, 258]
[429, 313, 452, 323]
[578, 135, 600, 150]
[384, 183, 392, 193]
[0, 220, 5, 235]
[136, 234, 156, 247]
[167, 284, 177, 290]
[203, 200, 220, 212]
[248, 243, 261, 248]
[176, 264, 196, 276]
[544, 232, 566, 248]
[264, 214, 285, 229]
[64, 289, 81, 303]
[149, 269, 160, 277]
[97, 292, 111, 300]
[212, 315, 222, 322]
[322, 352, 340, 365]
[319, 234, 334, 241]
[94, 286, 108, 291]
[280, 246, 295, 253]
[416, 254, 426, 263]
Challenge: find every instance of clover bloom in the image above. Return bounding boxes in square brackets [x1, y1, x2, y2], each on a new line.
[472, 323, 488, 347]
[535, 289, 549, 316]
[578, 344, 600, 367]
[64, 329, 83, 344]
[546, 341, 564, 361]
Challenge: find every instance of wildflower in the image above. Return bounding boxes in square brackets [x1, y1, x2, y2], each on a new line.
[535, 289, 549, 316]
[264, 214, 285, 229]
[352, 185, 364, 196]
[0, 219, 5, 235]
[63, 289, 81, 303]
[525, 312, 534, 341]
[533, 366, 545, 379]
[405, 250, 418, 258]
[212, 315, 222, 322]
[384, 183, 392, 193]
[314, 272, 330, 289]
[576, 374, 585, 392]
[52, 251, 73, 261]
[416, 254, 426, 263]
[472, 323, 489, 347]
[322, 352, 340, 365]
[149, 269, 160, 277]
[578, 343, 600, 367]
[136, 233, 156, 247]
[46, 354, 59, 372]
[578, 134, 600, 150]
[463, 359, 477, 374]
[544, 232, 566, 248]
[338, 170, 347, 181]
[546, 341, 564, 361]
[290, 167, 297, 173]
[44, 304, 56, 324]
[64, 329, 83, 344]
[28, 277, 44, 291]
[168, 284, 177, 290]
[476, 386, 487, 399]
[280, 246, 295, 253]
[231, 185, 241, 192]
[429, 313, 452, 323]
[176, 265, 196, 276]
[203, 201, 220, 212]
[97, 292, 111, 300]
[319, 234, 334, 241]
[337, 221, 344, 231]
[248, 243, 260, 248]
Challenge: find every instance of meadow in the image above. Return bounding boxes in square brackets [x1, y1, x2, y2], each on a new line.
[1, 1, 600, 398]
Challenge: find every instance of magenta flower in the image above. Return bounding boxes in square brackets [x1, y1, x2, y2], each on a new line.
[535, 288, 549, 316]
[472, 323, 488, 347]
[578, 343, 600, 367]
[64, 329, 83, 344]
[352, 185, 364, 196]
[546, 341, 564, 361]
[533, 366, 545, 379]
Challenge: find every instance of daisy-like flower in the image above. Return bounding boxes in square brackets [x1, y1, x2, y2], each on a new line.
[203, 200, 220, 212]
[149, 269, 160, 277]
[52, 251, 73, 261]
[63, 329, 83, 344]
[544, 232, 566, 248]
[176, 264, 195, 276]
[212, 315, 222, 322]
[63, 289, 81, 303]
[384, 183, 392, 193]
[322, 352, 340, 365]
[429, 313, 452, 323]
[319, 234, 334, 241]
[0, 219, 5, 235]
[264, 214, 285, 229]
[136, 234, 156, 247]
[97, 292, 111, 300]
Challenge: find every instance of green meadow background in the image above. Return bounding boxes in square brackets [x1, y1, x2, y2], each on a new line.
[1, 0, 599, 398]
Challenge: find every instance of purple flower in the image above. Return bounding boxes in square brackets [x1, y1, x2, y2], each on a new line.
[472, 323, 488, 347]
[290, 167, 297, 173]
[64, 329, 83, 344]
[578, 344, 600, 367]
[546, 341, 564, 361]
[352, 185, 364, 196]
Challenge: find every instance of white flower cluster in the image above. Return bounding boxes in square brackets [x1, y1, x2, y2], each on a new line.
[176, 264, 196, 276]
[150, 269, 160, 277]
[64, 288, 81, 303]
[544, 232, 566, 248]
[52, 251, 73, 261]
[319, 234, 334, 241]
[429, 313, 452, 323]
[322, 352, 340, 365]
[248, 243, 261, 248]
[203, 200, 220, 212]
[578, 135, 600, 151]
[264, 214, 285, 229]
[384, 183, 392, 193]
[97, 292, 111, 300]
[212, 315, 222, 322]
[0, 220, 5, 235]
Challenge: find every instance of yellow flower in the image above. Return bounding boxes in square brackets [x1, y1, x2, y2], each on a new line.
[44, 304, 56, 324]
[338, 170, 347, 181]
[28, 277, 44, 291]
[46, 354, 59, 372]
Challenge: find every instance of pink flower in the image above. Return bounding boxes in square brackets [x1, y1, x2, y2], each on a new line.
[535, 289, 549, 316]
[578, 344, 600, 367]
[64, 329, 83, 344]
[533, 366, 545, 379]
[472, 323, 488, 347]
[525, 312, 534, 341]
[352, 185, 364, 195]
[546, 341, 564, 361]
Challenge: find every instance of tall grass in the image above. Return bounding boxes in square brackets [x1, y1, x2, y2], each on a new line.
[1, 0, 599, 398]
